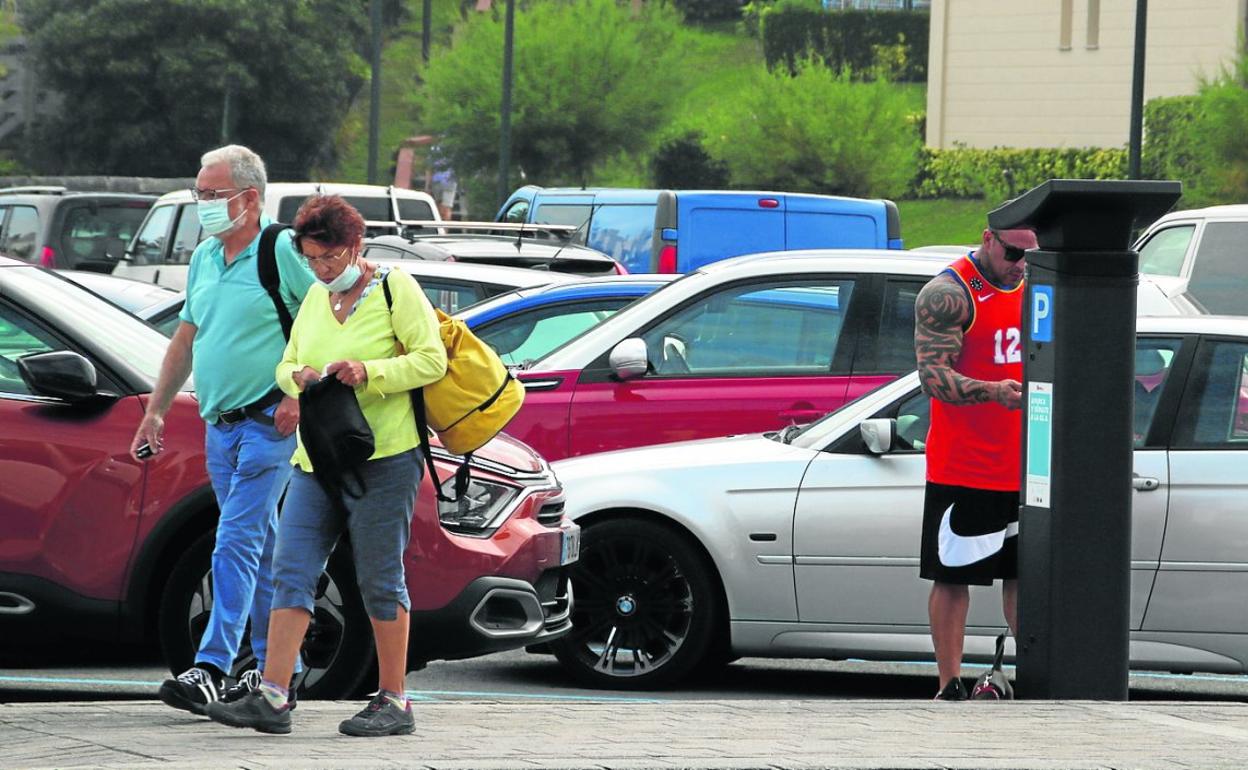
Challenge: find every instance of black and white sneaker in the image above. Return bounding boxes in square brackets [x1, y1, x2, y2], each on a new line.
[222, 669, 300, 710]
[158, 666, 223, 715]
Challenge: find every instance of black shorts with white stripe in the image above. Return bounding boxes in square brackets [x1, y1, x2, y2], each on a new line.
[919, 481, 1019, 586]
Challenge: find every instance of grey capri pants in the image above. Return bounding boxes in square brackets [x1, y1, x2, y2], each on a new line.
[272, 449, 422, 621]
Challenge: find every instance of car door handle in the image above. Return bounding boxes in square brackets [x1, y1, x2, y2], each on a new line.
[779, 408, 824, 423]
[1132, 475, 1160, 492]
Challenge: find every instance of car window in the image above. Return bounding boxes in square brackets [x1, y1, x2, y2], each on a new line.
[363, 244, 416, 261]
[131, 204, 175, 265]
[1186, 221, 1248, 315]
[1138, 224, 1195, 277]
[477, 299, 632, 366]
[170, 205, 203, 264]
[3, 205, 40, 261]
[1174, 338, 1248, 448]
[1133, 338, 1182, 446]
[586, 205, 655, 273]
[640, 279, 855, 377]
[0, 303, 65, 395]
[277, 196, 434, 228]
[58, 202, 150, 264]
[532, 203, 592, 228]
[502, 199, 529, 223]
[871, 279, 924, 374]
[419, 280, 485, 314]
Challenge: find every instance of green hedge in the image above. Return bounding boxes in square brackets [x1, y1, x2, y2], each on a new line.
[762, 8, 929, 82]
[912, 146, 1128, 200]
[1142, 95, 1202, 186]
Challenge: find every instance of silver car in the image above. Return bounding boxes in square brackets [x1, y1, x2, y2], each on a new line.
[547, 315, 1248, 689]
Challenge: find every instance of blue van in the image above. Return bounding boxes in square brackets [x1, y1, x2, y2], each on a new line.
[496, 186, 903, 274]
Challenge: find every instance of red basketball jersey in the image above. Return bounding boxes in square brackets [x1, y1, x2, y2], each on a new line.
[925, 255, 1024, 491]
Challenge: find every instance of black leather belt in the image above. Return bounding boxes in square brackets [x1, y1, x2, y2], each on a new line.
[217, 388, 285, 426]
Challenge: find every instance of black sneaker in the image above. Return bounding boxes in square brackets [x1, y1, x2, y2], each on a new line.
[934, 677, 969, 701]
[205, 690, 292, 735]
[222, 670, 300, 710]
[338, 693, 415, 737]
[158, 666, 223, 715]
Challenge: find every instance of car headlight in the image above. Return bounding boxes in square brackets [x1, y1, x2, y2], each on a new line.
[436, 476, 520, 534]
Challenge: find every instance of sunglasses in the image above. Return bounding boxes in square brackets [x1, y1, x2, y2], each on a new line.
[992, 231, 1027, 263]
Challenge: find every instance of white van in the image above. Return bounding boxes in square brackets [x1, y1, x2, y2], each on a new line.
[115, 183, 440, 289]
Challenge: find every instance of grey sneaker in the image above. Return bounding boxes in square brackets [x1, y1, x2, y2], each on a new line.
[206, 690, 292, 735]
[222, 669, 299, 710]
[338, 693, 415, 737]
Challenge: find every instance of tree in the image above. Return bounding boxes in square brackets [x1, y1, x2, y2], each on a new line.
[20, 0, 370, 178]
[421, 0, 682, 199]
[702, 60, 919, 199]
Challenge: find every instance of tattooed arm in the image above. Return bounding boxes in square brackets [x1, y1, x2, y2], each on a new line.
[914, 274, 1021, 408]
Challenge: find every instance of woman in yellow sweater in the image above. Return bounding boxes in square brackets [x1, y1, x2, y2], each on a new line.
[207, 195, 446, 737]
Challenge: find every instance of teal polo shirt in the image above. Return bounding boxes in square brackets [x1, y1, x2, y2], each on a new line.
[179, 217, 316, 423]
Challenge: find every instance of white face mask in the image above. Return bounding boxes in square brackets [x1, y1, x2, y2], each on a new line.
[319, 259, 362, 293]
[196, 190, 247, 236]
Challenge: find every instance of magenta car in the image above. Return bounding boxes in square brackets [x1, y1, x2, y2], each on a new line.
[504, 251, 951, 462]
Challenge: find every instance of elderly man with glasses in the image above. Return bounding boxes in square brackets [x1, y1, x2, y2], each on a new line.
[913, 222, 1038, 701]
[130, 144, 316, 716]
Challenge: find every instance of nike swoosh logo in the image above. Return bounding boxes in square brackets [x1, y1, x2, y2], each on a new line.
[978, 292, 995, 302]
[938, 504, 1011, 567]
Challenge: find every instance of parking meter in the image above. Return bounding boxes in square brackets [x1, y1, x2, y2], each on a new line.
[988, 179, 1181, 699]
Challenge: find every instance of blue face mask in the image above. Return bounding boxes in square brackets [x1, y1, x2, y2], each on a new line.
[320, 259, 362, 294]
[196, 191, 246, 236]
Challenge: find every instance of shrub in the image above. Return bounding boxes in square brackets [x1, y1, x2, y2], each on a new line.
[674, 0, 744, 23]
[1189, 53, 1248, 205]
[762, 7, 929, 82]
[702, 61, 920, 199]
[651, 133, 730, 188]
[912, 146, 1128, 201]
[1142, 96, 1201, 186]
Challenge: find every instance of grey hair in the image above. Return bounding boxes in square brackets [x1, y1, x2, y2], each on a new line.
[200, 144, 267, 197]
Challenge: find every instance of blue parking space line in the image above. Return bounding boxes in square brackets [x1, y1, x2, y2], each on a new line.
[0, 675, 162, 687]
[406, 688, 662, 703]
[844, 659, 1248, 684]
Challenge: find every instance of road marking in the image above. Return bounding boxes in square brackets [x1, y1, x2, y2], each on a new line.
[0, 675, 663, 701]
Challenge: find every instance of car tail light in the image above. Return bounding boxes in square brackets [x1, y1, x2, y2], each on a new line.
[657, 244, 677, 273]
[38, 246, 55, 267]
[758, 198, 780, 209]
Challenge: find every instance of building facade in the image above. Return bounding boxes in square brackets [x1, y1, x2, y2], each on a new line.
[926, 0, 1246, 149]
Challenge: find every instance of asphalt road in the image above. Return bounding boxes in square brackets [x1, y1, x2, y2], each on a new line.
[3, 646, 1246, 705]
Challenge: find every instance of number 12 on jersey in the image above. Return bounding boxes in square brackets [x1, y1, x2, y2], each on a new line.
[994, 327, 1021, 364]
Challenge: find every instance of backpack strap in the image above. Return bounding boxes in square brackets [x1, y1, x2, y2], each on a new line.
[258, 223, 294, 341]
[383, 271, 463, 503]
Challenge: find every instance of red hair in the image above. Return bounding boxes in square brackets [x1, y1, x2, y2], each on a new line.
[291, 194, 366, 250]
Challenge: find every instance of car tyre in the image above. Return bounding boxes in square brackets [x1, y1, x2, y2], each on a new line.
[156, 532, 375, 700]
[551, 518, 719, 689]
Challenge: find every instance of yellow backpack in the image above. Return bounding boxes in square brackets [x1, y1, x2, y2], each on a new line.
[383, 274, 525, 498]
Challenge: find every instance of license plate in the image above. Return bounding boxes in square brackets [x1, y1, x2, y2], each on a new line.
[560, 527, 581, 565]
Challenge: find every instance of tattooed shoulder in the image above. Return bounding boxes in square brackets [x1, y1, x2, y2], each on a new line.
[915, 274, 969, 331]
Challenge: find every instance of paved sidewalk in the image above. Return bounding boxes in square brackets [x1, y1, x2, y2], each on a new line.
[2, 698, 1246, 770]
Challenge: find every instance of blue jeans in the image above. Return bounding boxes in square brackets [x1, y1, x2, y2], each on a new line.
[273, 450, 421, 622]
[197, 407, 300, 676]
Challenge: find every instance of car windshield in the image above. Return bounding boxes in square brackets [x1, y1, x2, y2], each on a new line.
[7, 267, 171, 385]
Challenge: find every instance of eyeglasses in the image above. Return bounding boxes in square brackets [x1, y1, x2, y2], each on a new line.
[992, 231, 1027, 263]
[299, 246, 350, 265]
[190, 186, 247, 202]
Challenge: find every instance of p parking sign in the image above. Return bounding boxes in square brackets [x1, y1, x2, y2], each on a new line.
[1031, 286, 1054, 343]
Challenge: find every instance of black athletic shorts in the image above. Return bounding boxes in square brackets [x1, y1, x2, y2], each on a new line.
[919, 481, 1019, 586]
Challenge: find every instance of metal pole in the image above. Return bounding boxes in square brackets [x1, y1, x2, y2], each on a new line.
[367, 0, 383, 185]
[497, 0, 515, 207]
[1128, 0, 1147, 179]
[220, 80, 231, 145]
[422, 0, 432, 64]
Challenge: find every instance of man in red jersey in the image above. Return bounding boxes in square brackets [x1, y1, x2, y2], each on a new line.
[914, 225, 1037, 701]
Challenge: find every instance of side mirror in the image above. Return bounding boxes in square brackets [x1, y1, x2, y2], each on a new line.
[18, 351, 101, 402]
[859, 418, 897, 455]
[608, 338, 650, 381]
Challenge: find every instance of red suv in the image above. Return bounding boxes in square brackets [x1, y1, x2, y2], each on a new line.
[0, 258, 578, 698]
